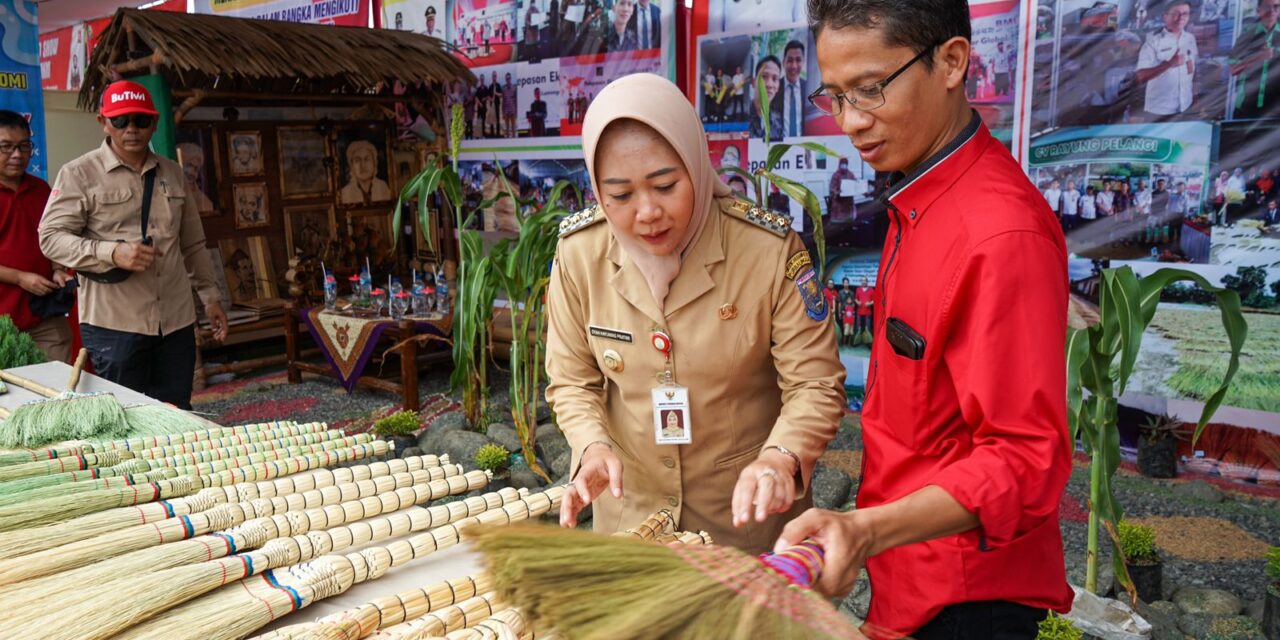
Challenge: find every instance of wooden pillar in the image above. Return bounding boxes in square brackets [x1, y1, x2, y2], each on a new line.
[284, 302, 302, 384]
[399, 318, 419, 411]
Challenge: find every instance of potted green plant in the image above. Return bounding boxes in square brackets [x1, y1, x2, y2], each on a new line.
[1264, 546, 1280, 640]
[1067, 266, 1246, 600]
[1113, 521, 1162, 603]
[372, 409, 421, 454]
[1036, 611, 1083, 640]
[1136, 414, 1185, 479]
[474, 442, 512, 489]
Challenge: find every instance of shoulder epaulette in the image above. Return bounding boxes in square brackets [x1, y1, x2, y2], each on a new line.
[723, 198, 791, 238]
[558, 205, 605, 238]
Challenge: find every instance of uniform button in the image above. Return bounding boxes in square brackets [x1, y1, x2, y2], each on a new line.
[666, 496, 679, 507]
[909, 209, 918, 219]
[662, 457, 675, 469]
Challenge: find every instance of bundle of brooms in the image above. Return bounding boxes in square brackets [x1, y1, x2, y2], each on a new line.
[465, 522, 867, 640]
[0, 420, 326, 467]
[0, 451, 446, 559]
[102, 487, 564, 640]
[5, 481, 539, 640]
[0, 463, 469, 590]
[0, 439, 391, 532]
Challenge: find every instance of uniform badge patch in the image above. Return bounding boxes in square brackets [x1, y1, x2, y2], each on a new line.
[785, 250, 813, 280]
[795, 267, 828, 322]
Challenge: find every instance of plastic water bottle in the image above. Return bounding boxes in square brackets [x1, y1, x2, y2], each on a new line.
[435, 272, 450, 316]
[390, 277, 404, 299]
[323, 275, 337, 310]
[358, 268, 372, 306]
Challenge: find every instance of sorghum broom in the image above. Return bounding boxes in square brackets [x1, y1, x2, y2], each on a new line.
[0, 349, 131, 447]
[374, 592, 507, 640]
[0, 440, 391, 531]
[0, 461, 178, 507]
[0, 464, 466, 588]
[0, 429, 349, 496]
[0, 469, 487, 609]
[13, 483, 531, 640]
[120, 402, 217, 438]
[116, 487, 563, 640]
[0, 449, 129, 483]
[465, 523, 866, 640]
[255, 509, 699, 640]
[0, 453, 447, 559]
[0, 420, 323, 468]
[417, 605, 531, 640]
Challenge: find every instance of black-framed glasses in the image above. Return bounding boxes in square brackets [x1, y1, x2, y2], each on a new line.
[808, 46, 935, 116]
[108, 114, 155, 130]
[0, 142, 33, 156]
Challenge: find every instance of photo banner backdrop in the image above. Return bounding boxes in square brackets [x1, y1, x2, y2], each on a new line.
[0, 0, 46, 179]
[193, 0, 371, 26]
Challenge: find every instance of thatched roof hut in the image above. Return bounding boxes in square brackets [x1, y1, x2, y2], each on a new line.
[79, 8, 474, 112]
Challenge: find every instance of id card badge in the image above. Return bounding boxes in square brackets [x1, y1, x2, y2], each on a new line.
[652, 383, 692, 445]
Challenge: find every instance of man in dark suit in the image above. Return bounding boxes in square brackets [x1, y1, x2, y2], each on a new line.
[528, 87, 548, 136]
[628, 0, 661, 50]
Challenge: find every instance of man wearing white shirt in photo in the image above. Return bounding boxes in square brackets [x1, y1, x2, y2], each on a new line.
[993, 41, 1014, 96]
[1080, 185, 1098, 224]
[781, 40, 806, 138]
[1135, 0, 1197, 121]
[1061, 180, 1080, 230]
[1042, 179, 1063, 220]
[1096, 180, 1115, 217]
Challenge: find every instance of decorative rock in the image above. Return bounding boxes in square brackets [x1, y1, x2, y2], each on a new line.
[1244, 599, 1263, 623]
[439, 430, 497, 472]
[1135, 600, 1185, 640]
[399, 446, 424, 460]
[536, 422, 562, 440]
[535, 401, 553, 424]
[1178, 614, 1265, 640]
[418, 411, 468, 455]
[551, 451, 571, 481]
[837, 571, 872, 621]
[536, 431, 571, 467]
[811, 463, 853, 510]
[1172, 586, 1243, 617]
[1172, 479, 1225, 504]
[1063, 585, 1154, 640]
[509, 461, 546, 491]
[487, 423, 521, 453]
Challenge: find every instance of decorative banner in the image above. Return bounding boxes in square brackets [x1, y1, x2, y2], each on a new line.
[382, 0, 446, 37]
[0, 0, 46, 179]
[192, 0, 371, 26]
[38, 26, 70, 91]
[558, 49, 663, 136]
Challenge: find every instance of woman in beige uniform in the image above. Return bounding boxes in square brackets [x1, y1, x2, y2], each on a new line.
[545, 73, 846, 553]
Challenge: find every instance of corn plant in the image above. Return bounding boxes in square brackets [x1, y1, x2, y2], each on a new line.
[718, 76, 838, 279]
[1066, 266, 1246, 599]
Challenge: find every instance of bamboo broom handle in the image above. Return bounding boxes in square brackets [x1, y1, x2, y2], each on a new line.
[67, 349, 88, 391]
[0, 370, 61, 398]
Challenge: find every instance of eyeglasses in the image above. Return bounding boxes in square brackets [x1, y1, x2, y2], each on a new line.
[0, 142, 33, 156]
[108, 114, 155, 130]
[807, 46, 935, 116]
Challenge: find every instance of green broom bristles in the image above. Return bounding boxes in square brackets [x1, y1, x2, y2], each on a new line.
[121, 403, 216, 437]
[0, 392, 128, 448]
[0, 467, 480, 605]
[465, 524, 864, 640]
[0, 461, 176, 507]
[0, 457, 151, 497]
[111, 487, 562, 640]
[0, 449, 128, 483]
[0, 440, 391, 532]
[0, 453, 446, 560]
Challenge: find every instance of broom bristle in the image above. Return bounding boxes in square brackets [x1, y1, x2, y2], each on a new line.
[0, 457, 149, 498]
[1, 393, 128, 448]
[122, 403, 212, 437]
[467, 524, 863, 640]
[0, 476, 193, 532]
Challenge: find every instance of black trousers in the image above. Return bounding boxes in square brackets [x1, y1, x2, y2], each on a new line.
[80, 323, 197, 410]
[911, 600, 1047, 640]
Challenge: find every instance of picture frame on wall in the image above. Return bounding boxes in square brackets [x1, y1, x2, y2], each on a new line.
[174, 125, 221, 216]
[277, 126, 333, 200]
[334, 123, 393, 208]
[217, 236, 278, 304]
[228, 131, 265, 177]
[283, 204, 338, 263]
[392, 142, 420, 196]
[233, 182, 271, 229]
[345, 209, 397, 275]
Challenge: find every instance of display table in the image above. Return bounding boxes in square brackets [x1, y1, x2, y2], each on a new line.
[283, 302, 453, 411]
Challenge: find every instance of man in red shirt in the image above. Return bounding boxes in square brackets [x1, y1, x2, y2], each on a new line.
[779, 1, 1073, 638]
[0, 110, 71, 362]
[854, 275, 874, 340]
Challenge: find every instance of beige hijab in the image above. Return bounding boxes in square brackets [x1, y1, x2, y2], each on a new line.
[582, 73, 732, 308]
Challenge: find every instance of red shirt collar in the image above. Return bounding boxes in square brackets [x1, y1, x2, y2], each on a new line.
[882, 112, 987, 227]
[0, 173, 37, 194]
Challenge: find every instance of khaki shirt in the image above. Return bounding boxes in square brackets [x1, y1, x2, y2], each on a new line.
[546, 195, 846, 553]
[39, 140, 222, 335]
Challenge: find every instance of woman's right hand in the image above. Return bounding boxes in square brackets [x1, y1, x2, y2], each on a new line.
[560, 442, 624, 528]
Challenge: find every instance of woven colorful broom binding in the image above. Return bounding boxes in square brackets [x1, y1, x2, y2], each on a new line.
[372, 593, 506, 640]
[17, 483, 528, 640]
[0, 440, 391, 532]
[130, 422, 330, 460]
[0, 430, 350, 497]
[0, 449, 129, 483]
[0, 464, 469, 589]
[117, 487, 563, 640]
[0, 468, 484, 610]
[0, 454, 448, 560]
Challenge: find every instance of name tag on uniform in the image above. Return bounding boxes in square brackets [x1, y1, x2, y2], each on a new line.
[588, 325, 633, 343]
[652, 384, 692, 445]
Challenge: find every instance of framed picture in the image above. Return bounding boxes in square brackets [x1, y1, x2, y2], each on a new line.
[334, 123, 393, 207]
[392, 142, 419, 196]
[345, 209, 397, 275]
[232, 182, 270, 229]
[227, 131, 265, 177]
[174, 125, 220, 216]
[277, 126, 333, 200]
[283, 204, 338, 262]
[217, 236, 278, 304]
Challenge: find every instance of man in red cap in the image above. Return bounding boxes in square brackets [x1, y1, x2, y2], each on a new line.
[39, 80, 228, 409]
